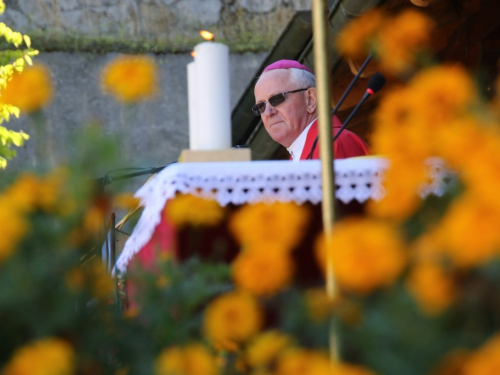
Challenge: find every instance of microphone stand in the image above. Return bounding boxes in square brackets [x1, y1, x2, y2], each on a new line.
[94, 163, 175, 191]
[307, 54, 372, 159]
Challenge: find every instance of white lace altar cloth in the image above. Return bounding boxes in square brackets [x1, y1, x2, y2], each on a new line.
[115, 157, 450, 272]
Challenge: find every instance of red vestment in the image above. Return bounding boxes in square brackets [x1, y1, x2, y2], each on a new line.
[299, 117, 370, 160]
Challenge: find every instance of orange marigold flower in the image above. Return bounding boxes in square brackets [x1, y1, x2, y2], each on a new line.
[275, 349, 332, 375]
[367, 158, 427, 220]
[276, 349, 375, 375]
[232, 246, 294, 297]
[82, 205, 105, 236]
[229, 202, 309, 249]
[3, 173, 39, 212]
[376, 9, 433, 74]
[462, 333, 500, 375]
[0, 196, 28, 264]
[246, 330, 293, 369]
[336, 9, 386, 59]
[165, 194, 225, 228]
[155, 344, 217, 375]
[409, 65, 477, 129]
[38, 168, 72, 214]
[315, 217, 407, 294]
[331, 362, 378, 375]
[406, 261, 457, 315]
[101, 55, 159, 103]
[3, 337, 74, 375]
[1, 64, 53, 113]
[203, 290, 263, 351]
[430, 194, 500, 268]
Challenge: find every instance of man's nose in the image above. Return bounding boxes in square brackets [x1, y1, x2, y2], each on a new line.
[263, 103, 276, 116]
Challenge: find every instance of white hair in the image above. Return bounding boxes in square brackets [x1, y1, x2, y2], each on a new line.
[288, 67, 316, 88]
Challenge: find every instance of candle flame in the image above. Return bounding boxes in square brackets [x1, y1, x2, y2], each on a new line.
[199, 30, 214, 41]
[191, 51, 196, 58]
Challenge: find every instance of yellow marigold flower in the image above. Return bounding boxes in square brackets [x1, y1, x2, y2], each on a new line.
[409, 65, 477, 129]
[436, 117, 486, 172]
[406, 261, 457, 315]
[315, 217, 407, 294]
[275, 349, 330, 375]
[203, 290, 263, 351]
[38, 168, 72, 214]
[232, 246, 294, 297]
[1, 64, 53, 113]
[462, 333, 500, 375]
[246, 330, 293, 369]
[82, 205, 105, 236]
[367, 158, 427, 220]
[0, 197, 28, 263]
[155, 344, 217, 375]
[431, 194, 500, 268]
[101, 55, 159, 103]
[336, 9, 386, 59]
[229, 202, 309, 249]
[165, 194, 225, 228]
[331, 362, 378, 375]
[376, 9, 433, 74]
[3, 337, 74, 375]
[3, 173, 39, 212]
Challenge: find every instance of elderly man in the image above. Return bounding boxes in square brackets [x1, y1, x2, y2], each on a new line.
[253, 60, 370, 160]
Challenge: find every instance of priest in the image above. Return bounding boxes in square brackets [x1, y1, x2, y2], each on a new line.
[253, 59, 370, 160]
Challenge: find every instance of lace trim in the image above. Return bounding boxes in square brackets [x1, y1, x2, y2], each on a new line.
[115, 157, 449, 272]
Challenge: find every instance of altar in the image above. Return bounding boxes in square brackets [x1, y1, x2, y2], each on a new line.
[114, 157, 450, 275]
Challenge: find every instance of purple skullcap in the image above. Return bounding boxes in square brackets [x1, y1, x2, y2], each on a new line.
[263, 59, 314, 75]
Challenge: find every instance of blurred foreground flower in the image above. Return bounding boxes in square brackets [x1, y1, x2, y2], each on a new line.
[315, 217, 406, 294]
[461, 333, 500, 375]
[232, 245, 294, 297]
[165, 194, 225, 227]
[406, 260, 457, 315]
[229, 202, 309, 249]
[245, 330, 293, 369]
[1, 64, 53, 114]
[2, 337, 74, 375]
[101, 55, 159, 103]
[155, 344, 217, 375]
[369, 65, 479, 219]
[336, 9, 433, 75]
[203, 290, 263, 351]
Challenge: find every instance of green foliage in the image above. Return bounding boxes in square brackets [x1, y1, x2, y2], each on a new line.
[0, 124, 28, 168]
[0, 1, 39, 168]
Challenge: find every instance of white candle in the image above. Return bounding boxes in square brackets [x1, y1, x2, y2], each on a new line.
[187, 61, 199, 149]
[194, 41, 231, 150]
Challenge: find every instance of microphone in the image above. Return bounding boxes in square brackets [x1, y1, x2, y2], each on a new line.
[332, 73, 386, 142]
[307, 54, 373, 160]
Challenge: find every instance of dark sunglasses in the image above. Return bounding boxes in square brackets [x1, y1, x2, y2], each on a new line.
[252, 88, 309, 116]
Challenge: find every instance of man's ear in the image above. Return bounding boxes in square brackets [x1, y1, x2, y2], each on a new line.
[306, 88, 318, 113]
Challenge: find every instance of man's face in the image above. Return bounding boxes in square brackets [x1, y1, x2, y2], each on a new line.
[254, 70, 316, 148]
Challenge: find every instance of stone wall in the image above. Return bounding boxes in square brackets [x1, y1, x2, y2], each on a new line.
[7, 52, 266, 176]
[3, 0, 312, 47]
